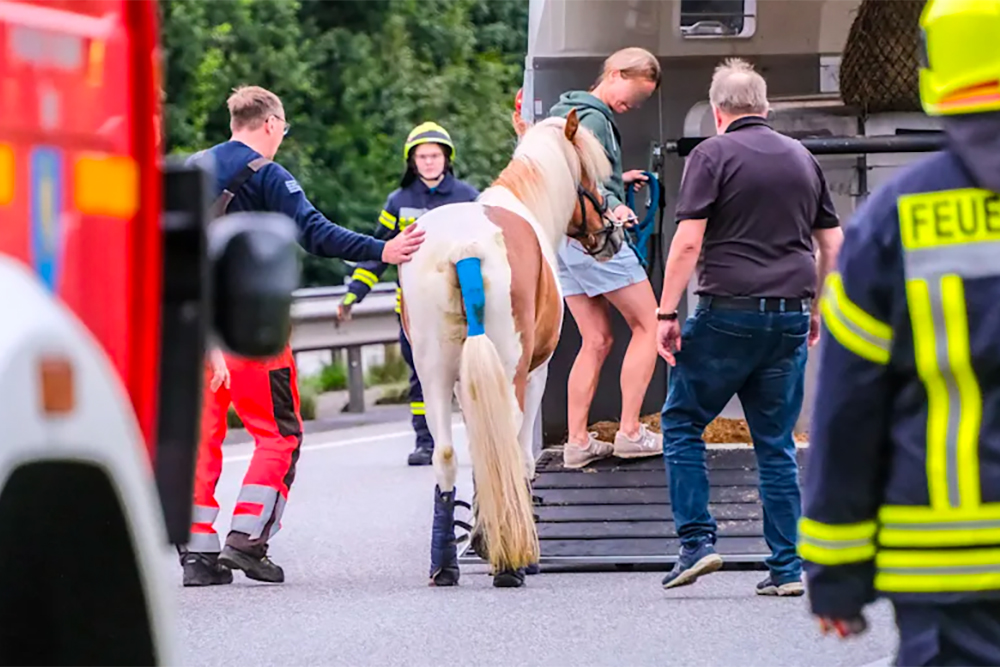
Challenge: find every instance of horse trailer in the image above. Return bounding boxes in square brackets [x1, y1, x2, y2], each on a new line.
[463, 0, 944, 569]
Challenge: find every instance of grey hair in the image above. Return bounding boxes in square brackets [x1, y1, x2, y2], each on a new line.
[709, 58, 769, 116]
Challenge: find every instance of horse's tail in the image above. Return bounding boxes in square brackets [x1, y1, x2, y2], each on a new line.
[454, 255, 539, 571]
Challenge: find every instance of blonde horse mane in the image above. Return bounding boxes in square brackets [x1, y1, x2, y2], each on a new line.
[487, 116, 611, 248]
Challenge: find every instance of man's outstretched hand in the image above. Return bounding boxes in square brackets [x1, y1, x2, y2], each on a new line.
[382, 223, 425, 264]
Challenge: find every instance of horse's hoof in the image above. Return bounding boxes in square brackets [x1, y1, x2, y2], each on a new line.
[493, 568, 526, 588]
[430, 566, 460, 587]
[525, 562, 540, 575]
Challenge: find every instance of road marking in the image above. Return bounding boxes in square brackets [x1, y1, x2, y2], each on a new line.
[222, 423, 467, 463]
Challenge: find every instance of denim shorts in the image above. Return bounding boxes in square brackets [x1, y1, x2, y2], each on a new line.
[556, 237, 648, 298]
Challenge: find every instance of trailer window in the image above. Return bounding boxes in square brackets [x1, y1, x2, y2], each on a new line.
[680, 0, 756, 38]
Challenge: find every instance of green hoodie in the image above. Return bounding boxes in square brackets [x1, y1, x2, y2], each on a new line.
[548, 90, 625, 211]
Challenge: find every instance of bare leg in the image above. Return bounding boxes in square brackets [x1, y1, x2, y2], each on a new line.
[604, 279, 658, 438]
[564, 294, 614, 446]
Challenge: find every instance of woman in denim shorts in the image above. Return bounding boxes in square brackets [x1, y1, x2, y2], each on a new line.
[539, 47, 665, 469]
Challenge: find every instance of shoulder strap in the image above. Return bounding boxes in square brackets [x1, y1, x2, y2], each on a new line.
[210, 156, 272, 218]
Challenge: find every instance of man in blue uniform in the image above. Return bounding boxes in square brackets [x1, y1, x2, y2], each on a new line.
[181, 85, 424, 587]
[337, 122, 480, 466]
[799, 1, 1000, 663]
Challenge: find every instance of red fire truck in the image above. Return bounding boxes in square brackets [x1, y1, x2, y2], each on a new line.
[0, 1, 297, 663]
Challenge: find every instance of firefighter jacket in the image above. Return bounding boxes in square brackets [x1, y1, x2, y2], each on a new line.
[800, 147, 1000, 618]
[344, 172, 479, 313]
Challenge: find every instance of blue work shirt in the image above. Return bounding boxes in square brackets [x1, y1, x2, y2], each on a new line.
[344, 171, 480, 311]
[190, 140, 384, 262]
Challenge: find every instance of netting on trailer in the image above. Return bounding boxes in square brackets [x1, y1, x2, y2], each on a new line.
[839, 0, 928, 115]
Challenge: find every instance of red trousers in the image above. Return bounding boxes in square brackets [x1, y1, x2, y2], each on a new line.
[189, 345, 303, 555]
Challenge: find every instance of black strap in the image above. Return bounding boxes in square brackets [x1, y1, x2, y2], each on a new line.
[210, 156, 272, 218]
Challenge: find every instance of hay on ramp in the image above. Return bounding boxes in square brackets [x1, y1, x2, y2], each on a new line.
[589, 415, 808, 445]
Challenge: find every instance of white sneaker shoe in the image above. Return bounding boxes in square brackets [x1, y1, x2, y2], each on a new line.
[613, 424, 663, 459]
[563, 432, 614, 469]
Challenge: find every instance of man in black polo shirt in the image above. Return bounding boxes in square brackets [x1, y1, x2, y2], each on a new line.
[656, 58, 843, 595]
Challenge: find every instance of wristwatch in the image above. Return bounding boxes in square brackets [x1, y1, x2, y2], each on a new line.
[656, 307, 678, 321]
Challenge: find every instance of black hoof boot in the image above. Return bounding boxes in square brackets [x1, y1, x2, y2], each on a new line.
[493, 567, 526, 588]
[429, 485, 460, 586]
[525, 562, 540, 575]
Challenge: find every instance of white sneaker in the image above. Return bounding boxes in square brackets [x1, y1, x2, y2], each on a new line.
[563, 432, 614, 469]
[613, 424, 663, 459]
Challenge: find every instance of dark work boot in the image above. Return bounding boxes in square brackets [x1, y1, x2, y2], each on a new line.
[408, 446, 433, 466]
[429, 485, 460, 586]
[181, 551, 233, 587]
[219, 536, 285, 583]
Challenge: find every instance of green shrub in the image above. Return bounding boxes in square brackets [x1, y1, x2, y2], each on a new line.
[318, 361, 348, 392]
[374, 382, 410, 405]
[365, 354, 409, 387]
[299, 385, 318, 421]
[227, 406, 243, 429]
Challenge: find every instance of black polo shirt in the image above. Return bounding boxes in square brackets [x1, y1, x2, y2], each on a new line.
[674, 116, 840, 299]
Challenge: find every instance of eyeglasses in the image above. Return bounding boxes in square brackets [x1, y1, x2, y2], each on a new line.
[270, 114, 291, 136]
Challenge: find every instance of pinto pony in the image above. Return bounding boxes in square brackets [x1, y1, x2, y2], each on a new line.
[398, 109, 624, 588]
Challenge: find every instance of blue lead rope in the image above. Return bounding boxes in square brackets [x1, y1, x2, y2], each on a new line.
[624, 170, 660, 270]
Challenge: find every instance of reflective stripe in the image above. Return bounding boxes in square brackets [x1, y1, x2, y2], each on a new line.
[876, 547, 1000, 593]
[879, 504, 1000, 548]
[395, 289, 402, 314]
[411, 401, 425, 416]
[352, 268, 378, 288]
[906, 275, 982, 510]
[188, 531, 221, 553]
[266, 495, 288, 540]
[797, 518, 877, 565]
[231, 484, 278, 539]
[191, 504, 219, 524]
[379, 209, 397, 229]
[905, 241, 1000, 280]
[819, 272, 892, 364]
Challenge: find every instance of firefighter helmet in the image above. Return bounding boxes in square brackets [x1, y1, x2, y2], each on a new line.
[919, 0, 1000, 116]
[403, 122, 455, 161]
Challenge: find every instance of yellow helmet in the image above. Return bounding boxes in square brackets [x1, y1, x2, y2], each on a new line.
[403, 122, 455, 161]
[919, 0, 1000, 116]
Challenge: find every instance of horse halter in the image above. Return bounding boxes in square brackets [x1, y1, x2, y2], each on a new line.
[568, 185, 624, 258]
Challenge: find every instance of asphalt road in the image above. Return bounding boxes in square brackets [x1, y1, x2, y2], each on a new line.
[175, 417, 899, 667]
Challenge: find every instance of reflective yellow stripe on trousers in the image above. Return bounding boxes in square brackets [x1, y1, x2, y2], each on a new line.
[898, 188, 996, 513]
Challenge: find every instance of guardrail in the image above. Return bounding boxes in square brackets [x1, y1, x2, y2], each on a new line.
[290, 282, 400, 413]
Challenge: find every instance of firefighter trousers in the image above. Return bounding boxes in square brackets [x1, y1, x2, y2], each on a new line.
[894, 601, 1000, 666]
[189, 345, 303, 558]
[399, 319, 434, 451]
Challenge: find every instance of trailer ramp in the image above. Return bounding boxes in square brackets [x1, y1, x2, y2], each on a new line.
[459, 446, 807, 569]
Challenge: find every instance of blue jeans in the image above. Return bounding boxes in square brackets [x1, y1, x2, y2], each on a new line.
[661, 300, 809, 583]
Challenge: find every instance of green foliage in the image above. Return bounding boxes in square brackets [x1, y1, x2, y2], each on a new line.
[316, 362, 348, 393]
[160, 0, 529, 287]
[364, 355, 410, 388]
[374, 382, 410, 405]
[299, 385, 318, 421]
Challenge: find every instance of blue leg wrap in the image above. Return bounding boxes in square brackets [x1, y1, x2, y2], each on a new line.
[429, 485, 460, 585]
[455, 257, 485, 337]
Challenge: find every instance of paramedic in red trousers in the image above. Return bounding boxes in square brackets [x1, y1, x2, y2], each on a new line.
[181, 86, 425, 586]
[655, 59, 843, 594]
[336, 122, 479, 466]
[799, 1, 1000, 663]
